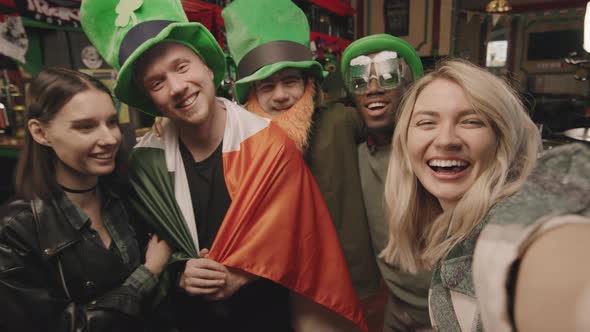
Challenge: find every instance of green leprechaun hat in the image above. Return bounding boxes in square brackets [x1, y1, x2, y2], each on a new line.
[80, 0, 226, 116]
[341, 34, 424, 90]
[222, 0, 327, 104]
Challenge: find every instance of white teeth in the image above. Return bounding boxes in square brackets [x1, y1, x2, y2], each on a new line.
[179, 95, 196, 108]
[367, 102, 386, 109]
[94, 153, 112, 159]
[428, 159, 468, 167]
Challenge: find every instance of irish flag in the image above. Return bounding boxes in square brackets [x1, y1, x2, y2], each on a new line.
[128, 98, 367, 331]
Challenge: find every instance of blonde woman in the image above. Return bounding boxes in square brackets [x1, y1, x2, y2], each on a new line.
[381, 59, 541, 331]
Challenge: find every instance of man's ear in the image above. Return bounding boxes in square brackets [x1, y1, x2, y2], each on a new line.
[28, 119, 50, 146]
[207, 67, 214, 81]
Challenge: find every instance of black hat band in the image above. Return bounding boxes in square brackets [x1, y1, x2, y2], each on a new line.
[119, 20, 175, 67]
[237, 40, 312, 79]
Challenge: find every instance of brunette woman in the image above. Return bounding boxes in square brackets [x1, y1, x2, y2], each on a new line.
[0, 68, 171, 332]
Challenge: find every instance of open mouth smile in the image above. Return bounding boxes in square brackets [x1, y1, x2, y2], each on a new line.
[89, 150, 117, 164]
[176, 92, 198, 110]
[427, 159, 470, 178]
[365, 101, 390, 115]
[91, 152, 114, 159]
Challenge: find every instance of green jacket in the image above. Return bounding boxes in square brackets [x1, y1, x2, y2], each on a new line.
[305, 102, 381, 297]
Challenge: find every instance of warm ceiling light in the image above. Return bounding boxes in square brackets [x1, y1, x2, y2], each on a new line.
[486, 0, 512, 13]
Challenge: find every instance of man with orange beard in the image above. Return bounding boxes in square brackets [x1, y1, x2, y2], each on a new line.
[222, 0, 381, 308]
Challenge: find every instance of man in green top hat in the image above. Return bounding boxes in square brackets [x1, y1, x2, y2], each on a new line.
[222, 0, 382, 308]
[341, 34, 434, 331]
[80, 0, 368, 331]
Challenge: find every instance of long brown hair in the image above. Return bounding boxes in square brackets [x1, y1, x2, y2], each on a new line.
[15, 67, 128, 199]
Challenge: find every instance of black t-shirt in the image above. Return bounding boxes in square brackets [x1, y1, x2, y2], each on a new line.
[162, 140, 291, 332]
[180, 140, 231, 250]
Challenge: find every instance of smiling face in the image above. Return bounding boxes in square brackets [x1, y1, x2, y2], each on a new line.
[136, 42, 217, 127]
[407, 78, 498, 211]
[35, 88, 121, 187]
[254, 68, 306, 117]
[352, 53, 409, 130]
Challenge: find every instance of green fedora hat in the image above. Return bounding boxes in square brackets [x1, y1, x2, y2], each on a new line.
[222, 0, 327, 104]
[80, 0, 226, 116]
[341, 34, 424, 89]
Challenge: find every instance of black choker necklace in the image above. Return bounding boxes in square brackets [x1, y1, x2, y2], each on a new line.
[59, 183, 97, 194]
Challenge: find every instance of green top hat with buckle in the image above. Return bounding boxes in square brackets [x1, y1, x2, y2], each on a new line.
[341, 34, 424, 85]
[222, 0, 326, 104]
[80, 0, 226, 116]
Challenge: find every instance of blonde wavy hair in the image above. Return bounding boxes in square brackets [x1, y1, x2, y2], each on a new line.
[381, 59, 541, 273]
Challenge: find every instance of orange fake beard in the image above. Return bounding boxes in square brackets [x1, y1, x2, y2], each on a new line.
[245, 79, 315, 151]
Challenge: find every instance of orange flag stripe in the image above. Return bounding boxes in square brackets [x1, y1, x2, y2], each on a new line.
[209, 122, 367, 330]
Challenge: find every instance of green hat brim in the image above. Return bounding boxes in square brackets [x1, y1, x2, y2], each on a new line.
[234, 60, 326, 104]
[114, 22, 226, 116]
[341, 34, 423, 91]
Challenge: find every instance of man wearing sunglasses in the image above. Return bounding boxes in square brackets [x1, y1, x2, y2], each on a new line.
[342, 35, 423, 145]
[341, 35, 433, 332]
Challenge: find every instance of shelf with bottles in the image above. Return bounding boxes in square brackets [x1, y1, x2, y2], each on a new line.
[0, 64, 26, 141]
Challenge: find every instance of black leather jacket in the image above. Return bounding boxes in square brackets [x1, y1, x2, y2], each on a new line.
[0, 189, 156, 332]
